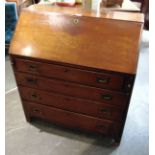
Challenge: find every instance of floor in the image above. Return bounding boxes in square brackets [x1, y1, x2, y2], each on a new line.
[5, 30, 149, 155]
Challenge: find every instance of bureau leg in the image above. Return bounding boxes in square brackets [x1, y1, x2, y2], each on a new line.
[21, 103, 32, 123]
[112, 136, 121, 146]
[25, 115, 32, 123]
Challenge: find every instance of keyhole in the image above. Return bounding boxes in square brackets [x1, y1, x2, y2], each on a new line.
[73, 19, 79, 24]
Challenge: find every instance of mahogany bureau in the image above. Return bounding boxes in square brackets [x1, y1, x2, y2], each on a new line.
[9, 4, 144, 144]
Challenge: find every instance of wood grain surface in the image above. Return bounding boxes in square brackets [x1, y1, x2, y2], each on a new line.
[24, 101, 122, 136]
[15, 72, 129, 106]
[14, 58, 126, 90]
[19, 86, 125, 121]
[10, 6, 143, 74]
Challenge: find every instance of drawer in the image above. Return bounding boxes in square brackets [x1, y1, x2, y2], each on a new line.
[14, 58, 125, 91]
[15, 72, 129, 107]
[19, 86, 125, 121]
[24, 101, 121, 135]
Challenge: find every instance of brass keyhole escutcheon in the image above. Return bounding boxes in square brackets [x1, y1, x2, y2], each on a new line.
[73, 19, 79, 24]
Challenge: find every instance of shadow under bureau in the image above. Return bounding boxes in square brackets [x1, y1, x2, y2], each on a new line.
[9, 4, 144, 144]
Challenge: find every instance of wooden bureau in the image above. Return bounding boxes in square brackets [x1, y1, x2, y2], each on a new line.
[9, 4, 144, 144]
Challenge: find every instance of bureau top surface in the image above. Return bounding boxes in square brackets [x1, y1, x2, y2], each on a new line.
[10, 5, 143, 74]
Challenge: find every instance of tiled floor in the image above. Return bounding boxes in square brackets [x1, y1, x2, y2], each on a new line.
[5, 30, 149, 155]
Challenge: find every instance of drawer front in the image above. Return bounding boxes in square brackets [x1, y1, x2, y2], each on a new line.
[19, 86, 125, 121]
[14, 58, 125, 91]
[16, 72, 129, 107]
[24, 101, 121, 135]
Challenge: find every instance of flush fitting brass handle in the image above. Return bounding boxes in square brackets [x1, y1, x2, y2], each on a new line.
[28, 64, 38, 72]
[101, 94, 113, 100]
[32, 108, 42, 114]
[31, 93, 38, 98]
[96, 77, 109, 84]
[99, 108, 111, 115]
[30, 92, 42, 101]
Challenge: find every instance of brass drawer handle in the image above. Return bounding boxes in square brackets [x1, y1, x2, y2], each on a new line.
[101, 94, 113, 100]
[32, 108, 42, 114]
[28, 64, 38, 72]
[30, 92, 41, 100]
[96, 77, 109, 84]
[31, 93, 38, 98]
[26, 78, 38, 85]
[99, 108, 111, 115]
